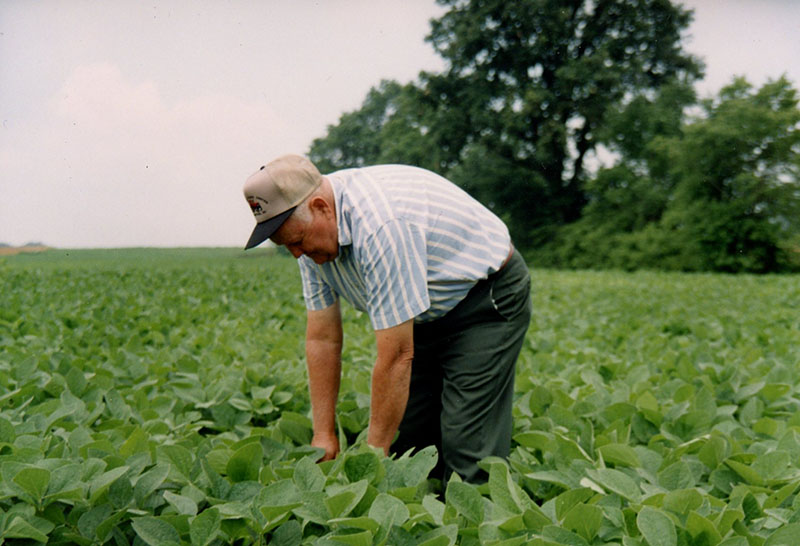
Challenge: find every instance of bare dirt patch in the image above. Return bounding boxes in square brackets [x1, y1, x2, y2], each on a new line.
[0, 246, 52, 256]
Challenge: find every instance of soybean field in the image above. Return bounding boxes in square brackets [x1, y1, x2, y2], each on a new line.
[1, 248, 799, 545]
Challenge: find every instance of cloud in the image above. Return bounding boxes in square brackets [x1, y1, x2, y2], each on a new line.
[2, 62, 301, 247]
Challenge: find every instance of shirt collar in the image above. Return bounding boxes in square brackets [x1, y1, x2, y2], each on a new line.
[329, 174, 352, 247]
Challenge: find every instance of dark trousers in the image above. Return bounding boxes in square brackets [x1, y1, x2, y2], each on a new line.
[391, 250, 532, 483]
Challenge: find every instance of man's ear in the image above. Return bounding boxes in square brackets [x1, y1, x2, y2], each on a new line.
[309, 195, 333, 218]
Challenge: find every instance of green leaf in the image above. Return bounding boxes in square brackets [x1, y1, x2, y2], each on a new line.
[555, 488, 594, 521]
[764, 480, 800, 509]
[119, 426, 150, 457]
[686, 510, 722, 545]
[134, 463, 170, 506]
[445, 480, 484, 524]
[718, 538, 748, 546]
[423, 493, 446, 526]
[226, 442, 262, 482]
[345, 452, 382, 483]
[385, 445, 437, 488]
[328, 516, 380, 535]
[488, 461, 530, 515]
[585, 468, 641, 502]
[0, 416, 17, 444]
[278, 412, 313, 445]
[563, 504, 603, 542]
[294, 455, 325, 491]
[77, 504, 113, 540]
[108, 475, 134, 508]
[255, 479, 303, 531]
[325, 480, 369, 518]
[598, 443, 641, 467]
[658, 461, 695, 490]
[514, 431, 554, 451]
[163, 490, 198, 515]
[160, 444, 194, 478]
[662, 489, 703, 515]
[271, 520, 303, 546]
[3, 514, 53, 542]
[542, 524, 590, 546]
[637, 506, 677, 546]
[13, 466, 51, 502]
[190, 508, 221, 546]
[368, 493, 410, 529]
[89, 465, 130, 503]
[328, 529, 374, 546]
[131, 517, 181, 546]
[724, 459, 764, 486]
[765, 523, 800, 546]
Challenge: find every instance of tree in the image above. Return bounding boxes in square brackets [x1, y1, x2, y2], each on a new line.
[422, 0, 702, 239]
[546, 77, 800, 272]
[309, 0, 702, 245]
[308, 80, 405, 173]
[659, 77, 800, 272]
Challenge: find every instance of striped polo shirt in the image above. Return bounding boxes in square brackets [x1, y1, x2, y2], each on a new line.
[297, 165, 511, 330]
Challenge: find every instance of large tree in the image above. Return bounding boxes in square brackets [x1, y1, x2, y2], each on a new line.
[421, 0, 702, 239]
[310, 0, 702, 245]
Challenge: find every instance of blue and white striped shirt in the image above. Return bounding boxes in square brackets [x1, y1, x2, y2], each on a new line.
[297, 165, 511, 330]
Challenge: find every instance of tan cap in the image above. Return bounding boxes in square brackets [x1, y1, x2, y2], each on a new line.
[243, 154, 322, 249]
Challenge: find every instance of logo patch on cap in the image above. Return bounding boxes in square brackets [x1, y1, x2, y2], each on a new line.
[246, 196, 269, 218]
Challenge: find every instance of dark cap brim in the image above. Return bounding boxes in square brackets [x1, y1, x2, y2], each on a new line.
[244, 206, 296, 250]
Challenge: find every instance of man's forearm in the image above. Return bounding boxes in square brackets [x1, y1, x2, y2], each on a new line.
[306, 338, 342, 438]
[367, 355, 412, 453]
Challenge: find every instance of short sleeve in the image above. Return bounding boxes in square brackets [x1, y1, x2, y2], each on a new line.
[297, 255, 337, 311]
[359, 219, 430, 330]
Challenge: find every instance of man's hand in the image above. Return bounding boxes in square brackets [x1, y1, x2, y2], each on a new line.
[367, 319, 414, 454]
[312, 430, 340, 462]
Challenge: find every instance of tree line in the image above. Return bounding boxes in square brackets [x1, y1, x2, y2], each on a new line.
[308, 0, 800, 273]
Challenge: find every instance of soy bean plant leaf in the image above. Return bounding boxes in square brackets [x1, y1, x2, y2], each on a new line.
[163, 490, 198, 515]
[764, 523, 800, 546]
[293, 455, 326, 492]
[13, 466, 51, 505]
[585, 468, 642, 502]
[562, 503, 604, 542]
[368, 492, 410, 529]
[134, 463, 170, 506]
[226, 442, 262, 483]
[445, 480, 484, 524]
[131, 516, 181, 546]
[3, 514, 54, 542]
[597, 443, 641, 468]
[637, 506, 677, 546]
[190, 507, 221, 546]
[324, 480, 369, 519]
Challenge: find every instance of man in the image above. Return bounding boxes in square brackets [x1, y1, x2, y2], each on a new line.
[243, 154, 531, 483]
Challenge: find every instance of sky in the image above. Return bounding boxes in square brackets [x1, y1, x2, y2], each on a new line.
[1, 0, 798, 249]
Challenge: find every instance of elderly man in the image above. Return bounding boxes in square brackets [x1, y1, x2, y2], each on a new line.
[243, 154, 531, 483]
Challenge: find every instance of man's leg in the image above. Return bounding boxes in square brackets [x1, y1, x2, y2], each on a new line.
[437, 251, 532, 482]
[392, 251, 532, 483]
[391, 330, 444, 477]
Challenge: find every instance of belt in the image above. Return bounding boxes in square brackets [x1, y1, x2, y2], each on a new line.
[496, 242, 515, 273]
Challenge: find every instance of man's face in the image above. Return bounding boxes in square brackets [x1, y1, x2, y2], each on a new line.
[270, 206, 338, 264]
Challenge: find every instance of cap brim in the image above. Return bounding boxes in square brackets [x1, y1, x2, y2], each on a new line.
[244, 207, 296, 250]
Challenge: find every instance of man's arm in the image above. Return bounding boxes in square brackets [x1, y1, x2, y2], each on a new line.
[367, 319, 414, 454]
[306, 301, 343, 461]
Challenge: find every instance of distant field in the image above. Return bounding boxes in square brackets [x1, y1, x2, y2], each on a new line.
[2, 248, 799, 545]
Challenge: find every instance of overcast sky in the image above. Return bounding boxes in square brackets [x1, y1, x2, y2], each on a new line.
[1, 0, 798, 248]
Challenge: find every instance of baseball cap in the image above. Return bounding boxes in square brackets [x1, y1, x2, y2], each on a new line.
[243, 154, 322, 250]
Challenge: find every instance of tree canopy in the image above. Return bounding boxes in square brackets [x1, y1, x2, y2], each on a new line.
[308, 0, 800, 272]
